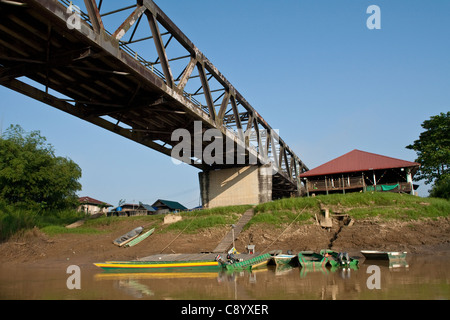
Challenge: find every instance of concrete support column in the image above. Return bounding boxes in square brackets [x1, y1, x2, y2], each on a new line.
[199, 164, 272, 208]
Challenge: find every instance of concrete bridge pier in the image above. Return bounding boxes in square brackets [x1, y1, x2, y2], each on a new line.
[199, 164, 273, 209]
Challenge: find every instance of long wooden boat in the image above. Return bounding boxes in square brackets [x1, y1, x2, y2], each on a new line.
[272, 254, 297, 266]
[223, 253, 273, 271]
[94, 260, 221, 272]
[297, 251, 330, 269]
[95, 271, 219, 281]
[320, 249, 359, 268]
[113, 226, 143, 246]
[124, 228, 155, 247]
[361, 250, 407, 261]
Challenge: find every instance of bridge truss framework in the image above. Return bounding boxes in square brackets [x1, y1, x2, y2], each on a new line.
[0, 0, 308, 200]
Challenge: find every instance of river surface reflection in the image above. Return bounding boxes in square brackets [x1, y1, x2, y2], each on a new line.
[1, 253, 449, 300]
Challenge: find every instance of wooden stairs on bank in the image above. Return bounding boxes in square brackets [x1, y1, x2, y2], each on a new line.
[212, 208, 254, 253]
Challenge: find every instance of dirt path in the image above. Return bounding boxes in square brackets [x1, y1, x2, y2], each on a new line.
[1, 217, 449, 268]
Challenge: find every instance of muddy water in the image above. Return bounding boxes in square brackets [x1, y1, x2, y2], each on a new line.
[0, 253, 449, 300]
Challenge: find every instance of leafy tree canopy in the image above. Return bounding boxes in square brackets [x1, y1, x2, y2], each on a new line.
[0, 124, 82, 210]
[406, 112, 449, 185]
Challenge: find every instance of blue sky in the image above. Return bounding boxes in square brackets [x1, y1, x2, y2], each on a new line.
[1, 0, 449, 207]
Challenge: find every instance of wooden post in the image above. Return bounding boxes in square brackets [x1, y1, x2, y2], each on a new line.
[305, 178, 310, 197]
[406, 168, 414, 195]
[362, 172, 366, 192]
[373, 170, 377, 192]
[325, 176, 329, 195]
[342, 174, 345, 194]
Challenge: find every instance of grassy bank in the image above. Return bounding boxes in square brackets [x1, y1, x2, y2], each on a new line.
[0, 202, 254, 240]
[0, 201, 86, 241]
[1, 193, 449, 240]
[251, 192, 450, 226]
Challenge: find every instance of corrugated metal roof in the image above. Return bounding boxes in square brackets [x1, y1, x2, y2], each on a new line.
[152, 199, 187, 210]
[300, 149, 419, 178]
[78, 196, 112, 207]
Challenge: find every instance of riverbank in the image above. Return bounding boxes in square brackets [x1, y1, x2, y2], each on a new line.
[1, 192, 449, 267]
[0, 214, 449, 269]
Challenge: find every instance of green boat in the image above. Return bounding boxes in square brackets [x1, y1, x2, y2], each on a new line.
[221, 253, 273, 271]
[297, 251, 331, 269]
[320, 249, 359, 268]
[94, 259, 222, 273]
[113, 226, 143, 246]
[124, 228, 155, 247]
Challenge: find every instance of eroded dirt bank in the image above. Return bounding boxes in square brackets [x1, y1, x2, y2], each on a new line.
[1, 217, 449, 268]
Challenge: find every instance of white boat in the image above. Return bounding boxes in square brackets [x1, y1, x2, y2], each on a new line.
[272, 254, 297, 266]
[361, 250, 407, 260]
[113, 226, 144, 246]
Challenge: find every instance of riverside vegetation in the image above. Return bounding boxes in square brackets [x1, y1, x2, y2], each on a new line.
[1, 192, 449, 242]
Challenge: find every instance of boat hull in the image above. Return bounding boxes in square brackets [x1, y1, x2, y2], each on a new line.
[224, 253, 273, 271]
[273, 254, 296, 266]
[124, 228, 155, 247]
[113, 226, 143, 246]
[320, 249, 359, 268]
[297, 251, 329, 269]
[361, 250, 407, 260]
[94, 260, 221, 272]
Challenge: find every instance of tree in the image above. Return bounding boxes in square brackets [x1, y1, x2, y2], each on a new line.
[429, 174, 450, 200]
[406, 112, 450, 197]
[0, 124, 82, 209]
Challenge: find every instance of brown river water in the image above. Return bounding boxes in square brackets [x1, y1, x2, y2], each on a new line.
[0, 253, 449, 300]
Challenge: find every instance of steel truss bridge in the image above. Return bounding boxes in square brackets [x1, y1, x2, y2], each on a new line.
[0, 0, 308, 199]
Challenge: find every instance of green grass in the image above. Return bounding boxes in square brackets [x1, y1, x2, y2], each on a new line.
[253, 192, 450, 225]
[0, 201, 87, 240]
[39, 225, 103, 236]
[164, 204, 252, 233]
[248, 210, 314, 228]
[1, 193, 448, 239]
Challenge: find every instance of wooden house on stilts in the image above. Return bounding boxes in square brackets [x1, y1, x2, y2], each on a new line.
[300, 149, 420, 196]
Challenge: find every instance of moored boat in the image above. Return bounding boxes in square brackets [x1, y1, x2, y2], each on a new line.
[272, 254, 297, 266]
[222, 253, 273, 271]
[124, 228, 155, 247]
[297, 251, 330, 269]
[113, 226, 144, 246]
[361, 250, 407, 261]
[94, 260, 222, 272]
[320, 249, 359, 268]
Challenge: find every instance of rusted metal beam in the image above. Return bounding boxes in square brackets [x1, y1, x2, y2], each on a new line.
[83, 0, 103, 33]
[175, 56, 195, 92]
[145, 10, 174, 88]
[196, 61, 216, 121]
[142, 0, 195, 56]
[2, 76, 206, 168]
[216, 90, 230, 127]
[112, 5, 146, 41]
[230, 95, 243, 141]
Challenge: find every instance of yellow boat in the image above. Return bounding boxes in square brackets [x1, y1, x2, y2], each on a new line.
[94, 260, 221, 272]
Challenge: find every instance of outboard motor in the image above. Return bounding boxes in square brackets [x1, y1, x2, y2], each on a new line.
[337, 252, 350, 266]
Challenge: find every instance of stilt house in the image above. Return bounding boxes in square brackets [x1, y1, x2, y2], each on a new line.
[300, 149, 420, 196]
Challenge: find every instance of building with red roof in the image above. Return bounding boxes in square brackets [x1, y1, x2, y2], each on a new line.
[78, 196, 112, 215]
[300, 150, 420, 196]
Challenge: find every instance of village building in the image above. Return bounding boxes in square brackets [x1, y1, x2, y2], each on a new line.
[151, 199, 187, 214]
[300, 149, 420, 196]
[108, 202, 156, 217]
[78, 196, 112, 215]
